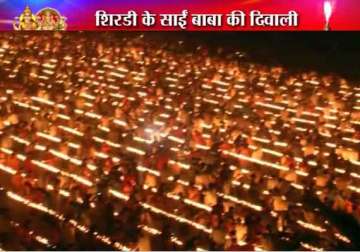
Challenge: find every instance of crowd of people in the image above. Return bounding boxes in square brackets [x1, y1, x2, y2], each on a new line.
[0, 32, 359, 251]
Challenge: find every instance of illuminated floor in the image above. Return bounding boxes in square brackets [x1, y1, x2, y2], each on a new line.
[0, 33, 359, 250]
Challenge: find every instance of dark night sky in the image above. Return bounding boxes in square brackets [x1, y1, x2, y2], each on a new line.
[178, 32, 360, 81]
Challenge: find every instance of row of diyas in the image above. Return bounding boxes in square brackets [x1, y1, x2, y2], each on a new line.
[0, 162, 187, 249]
[2, 51, 358, 250]
[5, 190, 131, 250]
[1, 120, 354, 246]
[6, 86, 360, 193]
[9, 94, 360, 195]
[1, 149, 350, 248]
[0, 145, 93, 187]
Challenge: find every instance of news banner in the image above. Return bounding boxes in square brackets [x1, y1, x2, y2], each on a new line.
[94, 10, 299, 29]
[0, 0, 359, 30]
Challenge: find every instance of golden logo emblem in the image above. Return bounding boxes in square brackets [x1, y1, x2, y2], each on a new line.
[13, 6, 67, 31]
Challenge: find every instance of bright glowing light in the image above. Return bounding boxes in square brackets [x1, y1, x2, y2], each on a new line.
[324, 1, 333, 22]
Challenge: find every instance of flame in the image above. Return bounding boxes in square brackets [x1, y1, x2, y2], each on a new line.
[324, 1, 333, 22]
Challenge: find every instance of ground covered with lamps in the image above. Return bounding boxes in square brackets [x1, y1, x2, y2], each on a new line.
[0, 32, 359, 251]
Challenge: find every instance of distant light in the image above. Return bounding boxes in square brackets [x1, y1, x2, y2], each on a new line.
[324, 1, 333, 23]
